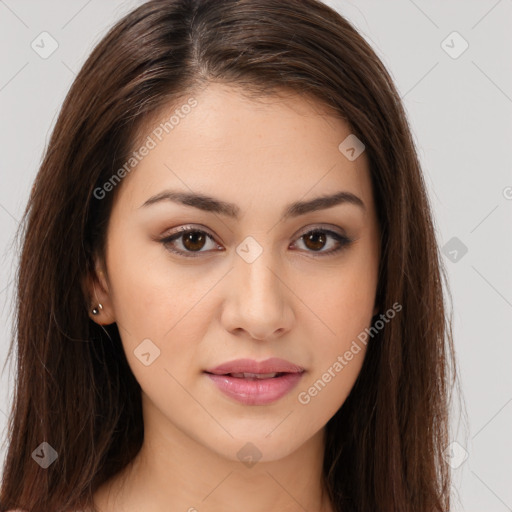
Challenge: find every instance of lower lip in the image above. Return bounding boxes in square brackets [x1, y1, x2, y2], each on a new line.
[205, 372, 304, 405]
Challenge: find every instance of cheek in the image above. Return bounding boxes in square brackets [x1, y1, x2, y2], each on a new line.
[105, 234, 219, 387]
[105, 228, 199, 334]
[304, 259, 377, 344]
[295, 347, 366, 430]
[107, 267, 207, 411]
[292, 260, 375, 413]
[294, 284, 371, 422]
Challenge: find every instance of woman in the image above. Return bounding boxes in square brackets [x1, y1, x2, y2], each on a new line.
[0, 0, 456, 510]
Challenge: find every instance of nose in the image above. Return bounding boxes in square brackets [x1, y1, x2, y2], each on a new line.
[220, 248, 294, 341]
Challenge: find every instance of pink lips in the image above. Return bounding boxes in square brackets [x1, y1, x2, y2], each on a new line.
[204, 357, 305, 405]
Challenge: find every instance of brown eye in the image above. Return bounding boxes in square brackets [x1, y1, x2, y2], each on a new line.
[182, 231, 207, 251]
[303, 231, 327, 251]
[161, 228, 219, 257]
[293, 229, 352, 256]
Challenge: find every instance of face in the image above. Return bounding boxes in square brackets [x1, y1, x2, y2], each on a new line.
[88, 82, 380, 463]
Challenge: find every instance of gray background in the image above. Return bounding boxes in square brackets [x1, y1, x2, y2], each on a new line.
[1, 1, 511, 510]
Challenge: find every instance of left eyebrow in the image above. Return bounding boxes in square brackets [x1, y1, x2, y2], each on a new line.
[140, 189, 366, 220]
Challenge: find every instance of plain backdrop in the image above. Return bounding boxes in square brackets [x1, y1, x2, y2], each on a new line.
[1, 1, 511, 510]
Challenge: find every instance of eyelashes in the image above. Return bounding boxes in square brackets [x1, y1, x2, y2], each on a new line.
[159, 225, 354, 258]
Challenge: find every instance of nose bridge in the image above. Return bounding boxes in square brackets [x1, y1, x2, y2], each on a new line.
[236, 240, 282, 308]
[224, 236, 292, 339]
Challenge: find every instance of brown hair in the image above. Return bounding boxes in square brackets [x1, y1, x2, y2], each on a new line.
[0, 0, 457, 510]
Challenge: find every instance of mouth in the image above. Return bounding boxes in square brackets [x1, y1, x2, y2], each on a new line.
[203, 369, 305, 405]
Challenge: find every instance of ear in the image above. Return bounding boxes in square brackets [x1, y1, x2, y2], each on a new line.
[82, 256, 116, 326]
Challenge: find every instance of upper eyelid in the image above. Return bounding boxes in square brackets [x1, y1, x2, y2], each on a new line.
[166, 225, 217, 241]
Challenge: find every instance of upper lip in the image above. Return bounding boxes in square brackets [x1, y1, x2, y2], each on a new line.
[205, 358, 305, 375]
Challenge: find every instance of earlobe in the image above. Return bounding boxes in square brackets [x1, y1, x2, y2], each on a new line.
[83, 259, 116, 325]
[88, 302, 115, 325]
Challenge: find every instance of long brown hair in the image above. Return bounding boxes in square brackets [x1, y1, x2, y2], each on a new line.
[0, 1, 457, 510]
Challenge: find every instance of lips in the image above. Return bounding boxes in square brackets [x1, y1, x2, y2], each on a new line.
[204, 358, 305, 405]
[205, 357, 304, 377]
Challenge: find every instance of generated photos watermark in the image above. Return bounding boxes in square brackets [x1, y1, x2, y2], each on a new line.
[297, 301, 402, 405]
[93, 97, 198, 200]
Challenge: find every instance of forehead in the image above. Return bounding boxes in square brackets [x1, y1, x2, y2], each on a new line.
[116, 82, 374, 216]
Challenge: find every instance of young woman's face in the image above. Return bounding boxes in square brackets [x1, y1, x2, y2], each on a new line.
[90, 82, 380, 462]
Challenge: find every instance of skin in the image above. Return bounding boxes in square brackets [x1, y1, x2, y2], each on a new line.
[86, 82, 380, 512]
